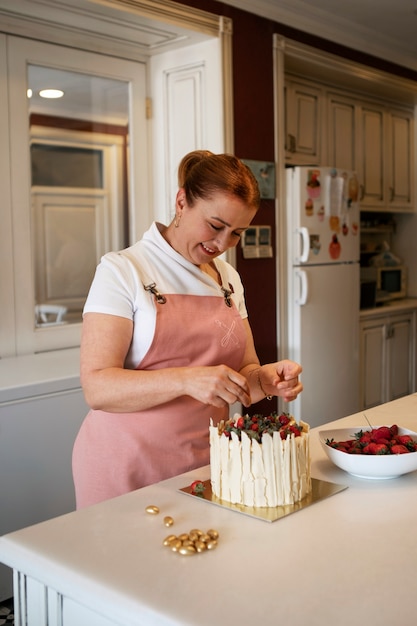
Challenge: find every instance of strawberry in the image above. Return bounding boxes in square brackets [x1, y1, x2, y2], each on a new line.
[390, 444, 410, 454]
[278, 414, 291, 427]
[362, 442, 388, 455]
[236, 417, 245, 429]
[190, 480, 206, 495]
[396, 434, 414, 445]
[372, 426, 391, 442]
[390, 424, 399, 437]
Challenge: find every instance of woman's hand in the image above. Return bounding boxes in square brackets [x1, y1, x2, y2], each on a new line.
[182, 364, 252, 408]
[257, 360, 303, 402]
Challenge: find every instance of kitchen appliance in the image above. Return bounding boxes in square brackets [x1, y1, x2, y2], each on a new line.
[360, 279, 377, 309]
[360, 265, 407, 304]
[285, 166, 360, 428]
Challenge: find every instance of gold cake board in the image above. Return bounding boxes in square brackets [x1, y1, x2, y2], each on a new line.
[179, 478, 347, 522]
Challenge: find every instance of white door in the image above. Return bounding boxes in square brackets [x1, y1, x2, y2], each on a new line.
[150, 38, 225, 225]
[7, 36, 149, 354]
[288, 263, 360, 427]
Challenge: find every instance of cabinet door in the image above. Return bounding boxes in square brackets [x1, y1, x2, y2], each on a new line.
[389, 315, 414, 400]
[358, 104, 385, 209]
[285, 79, 322, 164]
[360, 319, 386, 409]
[386, 109, 414, 211]
[327, 93, 357, 171]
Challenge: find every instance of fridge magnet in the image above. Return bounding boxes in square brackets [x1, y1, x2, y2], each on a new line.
[310, 234, 321, 255]
[342, 221, 349, 236]
[348, 173, 359, 204]
[317, 205, 325, 221]
[307, 169, 321, 199]
[329, 215, 340, 232]
[329, 234, 341, 260]
[305, 198, 314, 216]
[241, 160, 275, 199]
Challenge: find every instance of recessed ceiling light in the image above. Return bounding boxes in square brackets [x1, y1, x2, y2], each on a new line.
[39, 89, 64, 99]
[27, 88, 33, 98]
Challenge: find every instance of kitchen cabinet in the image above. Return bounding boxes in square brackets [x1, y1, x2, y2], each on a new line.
[385, 107, 414, 211]
[360, 305, 417, 409]
[327, 92, 357, 172]
[284, 78, 323, 164]
[285, 77, 415, 213]
[357, 102, 385, 209]
[0, 349, 88, 600]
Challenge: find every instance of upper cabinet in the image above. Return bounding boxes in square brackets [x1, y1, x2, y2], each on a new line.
[284, 75, 415, 213]
[284, 78, 322, 165]
[385, 107, 414, 211]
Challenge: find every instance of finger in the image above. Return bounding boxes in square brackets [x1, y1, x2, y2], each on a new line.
[226, 383, 251, 407]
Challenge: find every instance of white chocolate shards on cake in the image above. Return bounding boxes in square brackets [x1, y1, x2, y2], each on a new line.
[209, 413, 311, 508]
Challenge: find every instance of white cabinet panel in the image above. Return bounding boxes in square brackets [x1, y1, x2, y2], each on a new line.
[0, 387, 88, 600]
[327, 93, 356, 171]
[285, 78, 322, 165]
[386, 108, 414, 210]
[360, 310, 416, 409]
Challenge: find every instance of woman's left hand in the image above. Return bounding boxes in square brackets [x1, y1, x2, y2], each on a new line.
[259, 360, 303, 402]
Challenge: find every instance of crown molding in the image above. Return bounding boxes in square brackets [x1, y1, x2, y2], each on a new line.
[219, 0, 417, 73]
[0, 0, 221, 60]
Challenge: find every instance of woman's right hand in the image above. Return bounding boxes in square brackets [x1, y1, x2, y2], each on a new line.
[182, 364, 252, 408]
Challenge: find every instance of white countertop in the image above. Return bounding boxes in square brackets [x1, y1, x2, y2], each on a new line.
[360, 297, 417, 319]
[1, 395, 417, 625]
[0, 347, 81, 403]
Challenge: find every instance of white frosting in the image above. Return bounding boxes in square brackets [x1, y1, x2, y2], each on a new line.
[209, 418, 311, 507]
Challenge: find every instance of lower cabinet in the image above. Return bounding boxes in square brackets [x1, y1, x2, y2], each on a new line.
[360, 308, 417, 409]
[0, 387, 88, 600]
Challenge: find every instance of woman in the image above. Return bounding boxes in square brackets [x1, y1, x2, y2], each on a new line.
[72, 150, 303, 508]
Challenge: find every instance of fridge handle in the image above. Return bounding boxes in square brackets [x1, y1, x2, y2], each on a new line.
[296, 269, 308, 305]
[296, 227, 310, 263]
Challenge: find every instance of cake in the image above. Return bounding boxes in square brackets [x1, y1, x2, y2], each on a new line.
[209, 412, 311, 508]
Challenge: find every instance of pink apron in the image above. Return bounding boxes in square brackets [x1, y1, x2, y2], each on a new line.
[72, 288, 246, 508]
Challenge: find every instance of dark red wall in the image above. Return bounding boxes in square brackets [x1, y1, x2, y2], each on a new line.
[176, 0, 417, 413]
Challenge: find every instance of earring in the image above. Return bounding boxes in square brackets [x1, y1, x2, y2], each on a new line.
[174, 212, 181, 228]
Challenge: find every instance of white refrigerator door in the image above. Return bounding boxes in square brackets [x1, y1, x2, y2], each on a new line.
[287, 262, 360, 428]
[286, 166, 360, 266]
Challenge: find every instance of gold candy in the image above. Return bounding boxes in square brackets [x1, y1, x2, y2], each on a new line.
[179, 545, 197, 556]
[145, 505, 160, 515]
[170, 539, 182, 552]
[194, 540, 207, 553]
[163, 535, 177, 546]
[207, 529, 219, 540]
[178, 533, 189, 541]
[162, 527, 220, 556]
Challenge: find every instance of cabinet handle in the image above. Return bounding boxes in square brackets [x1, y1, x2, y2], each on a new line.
[385, 324, 394, 339]
[287, 134, 296, 153]
[389, 187, 395, 202]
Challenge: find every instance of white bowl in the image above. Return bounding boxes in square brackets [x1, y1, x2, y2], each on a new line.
[319, 426, 417, 479]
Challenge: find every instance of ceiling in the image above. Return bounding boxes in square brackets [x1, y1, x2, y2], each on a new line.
[222, 0, 417, 72]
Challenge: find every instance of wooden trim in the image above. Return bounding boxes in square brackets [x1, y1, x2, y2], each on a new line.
[30, 113, 128, 137]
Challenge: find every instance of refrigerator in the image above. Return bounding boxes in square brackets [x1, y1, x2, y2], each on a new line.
[285, 166, 360, 428]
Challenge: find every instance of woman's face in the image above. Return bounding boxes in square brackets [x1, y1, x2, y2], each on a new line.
[174, 190, 257, 265]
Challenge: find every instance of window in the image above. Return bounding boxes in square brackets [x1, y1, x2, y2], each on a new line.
[1, 36, 149, 356]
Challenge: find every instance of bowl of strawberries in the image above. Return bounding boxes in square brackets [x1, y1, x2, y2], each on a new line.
[319, 424, 417, 479]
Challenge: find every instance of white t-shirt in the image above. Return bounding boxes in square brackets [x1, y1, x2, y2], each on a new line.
[83, 222, 248, 369]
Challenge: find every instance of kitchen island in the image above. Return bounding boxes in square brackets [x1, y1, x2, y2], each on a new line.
[1, 395, 417, 626]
